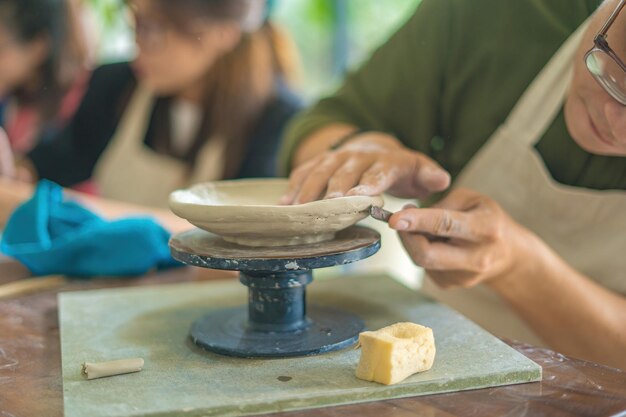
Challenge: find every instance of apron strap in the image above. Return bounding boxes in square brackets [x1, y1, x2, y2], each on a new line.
[503, 19, 591, 146]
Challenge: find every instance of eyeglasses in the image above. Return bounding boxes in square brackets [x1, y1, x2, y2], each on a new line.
[585, 0, 626, 105]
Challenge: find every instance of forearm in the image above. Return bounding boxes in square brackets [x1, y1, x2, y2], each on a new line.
[70, 192, 192, 234]
[0, 179, 34, 228]
[0, 178, 191, 234]
[488, 234, 626, 369]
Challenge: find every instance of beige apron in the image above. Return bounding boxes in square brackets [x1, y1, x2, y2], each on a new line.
[421, 21, 626, 346]
[93, 85, 225, 208]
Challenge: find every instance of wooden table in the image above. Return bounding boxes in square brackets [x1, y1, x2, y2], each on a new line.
[1, 258, 625, 417]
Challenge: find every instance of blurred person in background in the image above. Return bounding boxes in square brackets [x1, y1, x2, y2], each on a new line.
[0, 0, 301, 210]
[0, 0, 89, 154]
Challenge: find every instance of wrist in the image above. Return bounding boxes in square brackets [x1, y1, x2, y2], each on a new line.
[339, 131, 404, 152]
[486, 226, 549, 295]
[329, 128, 368, 150]
[15, 158, 38, 183]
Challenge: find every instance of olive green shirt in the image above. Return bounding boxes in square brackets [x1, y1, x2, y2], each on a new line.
[280, 0, 626, 190]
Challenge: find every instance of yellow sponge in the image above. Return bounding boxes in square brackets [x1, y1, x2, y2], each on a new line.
[355, 322, 436, 385]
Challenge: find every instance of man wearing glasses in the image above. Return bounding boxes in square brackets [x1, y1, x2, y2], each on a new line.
[280, 0, 626, 369]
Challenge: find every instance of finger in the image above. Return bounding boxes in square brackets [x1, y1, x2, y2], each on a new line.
[346, 162, 398, 196]
[390, 208, 486, 242]
[413, 153, 451, 193]
[431, 188, 483, 211]
[324, 157, 374, 198]
[430, 189, 504, 242]
[398, 231, 484, 272]
[280, 158, 319, 205]
[293, 154, 348, 204]
[0, 128, 16, 178]
[426, 270, 484, 289]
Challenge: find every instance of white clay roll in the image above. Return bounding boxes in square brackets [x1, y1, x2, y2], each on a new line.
[81, 358, 144, 380]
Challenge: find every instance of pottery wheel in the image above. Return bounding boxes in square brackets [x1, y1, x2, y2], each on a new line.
[169, 226, 381, 358]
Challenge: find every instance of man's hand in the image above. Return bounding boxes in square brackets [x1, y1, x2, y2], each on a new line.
[389, 188, 537, 288]
[281, 132, 450, 204]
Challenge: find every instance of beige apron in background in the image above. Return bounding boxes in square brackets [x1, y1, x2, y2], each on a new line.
[93, 85, 225, 208]
[421, 20, 626, 346]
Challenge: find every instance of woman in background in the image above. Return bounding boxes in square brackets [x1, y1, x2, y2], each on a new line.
[5, 0, 301, 208]
[0, 0, 88, 154]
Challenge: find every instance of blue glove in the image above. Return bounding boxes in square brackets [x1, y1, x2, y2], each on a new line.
[1, 180, 180, 277]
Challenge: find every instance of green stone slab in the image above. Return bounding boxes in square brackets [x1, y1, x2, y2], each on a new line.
[59, 274, 541, 417]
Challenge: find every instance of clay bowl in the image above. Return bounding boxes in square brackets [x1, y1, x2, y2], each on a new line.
[169, 179, 384, 247]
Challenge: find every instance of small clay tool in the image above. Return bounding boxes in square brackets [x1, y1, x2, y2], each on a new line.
[369, 206, 393, 223]
[0, 275, 68, 300]
[82, 358, 145, 380]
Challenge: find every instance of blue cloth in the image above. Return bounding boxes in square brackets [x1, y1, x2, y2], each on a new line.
[0, 180, 179, 277]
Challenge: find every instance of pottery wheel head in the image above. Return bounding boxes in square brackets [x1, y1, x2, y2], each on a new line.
[169, 178, 384, 247]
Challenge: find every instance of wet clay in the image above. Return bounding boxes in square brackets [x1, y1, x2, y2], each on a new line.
[169, 179, 384, 247]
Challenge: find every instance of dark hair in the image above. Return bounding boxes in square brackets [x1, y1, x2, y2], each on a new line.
[0, 0, 86, 120]
[151, 0, 299, 178]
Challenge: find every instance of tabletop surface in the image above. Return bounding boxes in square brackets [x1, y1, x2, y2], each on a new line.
[1, 258, 625, 417]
